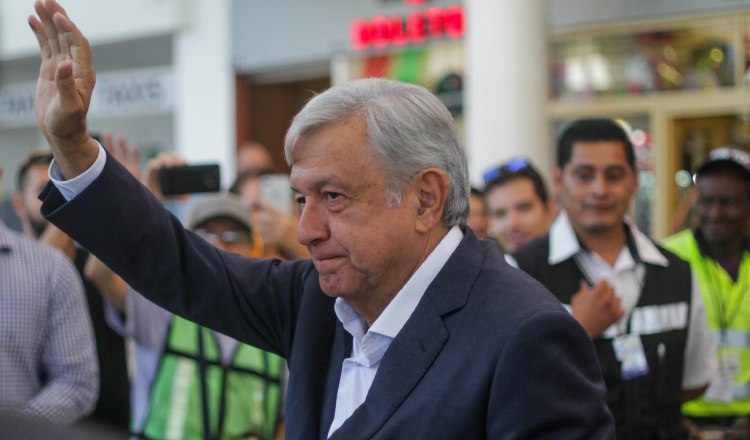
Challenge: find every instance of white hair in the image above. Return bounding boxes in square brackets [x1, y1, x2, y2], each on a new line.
[284, 78, 469, 227]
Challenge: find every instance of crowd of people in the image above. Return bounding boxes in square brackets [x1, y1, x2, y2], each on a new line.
[2, 0, 750, 439]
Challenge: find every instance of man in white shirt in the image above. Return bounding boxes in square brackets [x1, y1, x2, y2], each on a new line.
[513, 118, 717, 439]
[29, 1, 615, 437]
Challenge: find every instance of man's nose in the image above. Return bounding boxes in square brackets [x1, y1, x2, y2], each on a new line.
[506, 210, 522, 229]
[590, 174, 608, 195]
[297, 199, 329, 247]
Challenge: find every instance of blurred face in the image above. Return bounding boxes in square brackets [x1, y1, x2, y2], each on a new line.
[193, 217, 254, 257]
[696, 173, 750, 247]
[237, 144, 273, 175]
[291, 117, 426, 310]
[554, 141, 637, 235]
[14, 164, 49, 237]
[486, 178, 552, 252]
[238, 177, 262, 207]
[467, 194, 488, 239]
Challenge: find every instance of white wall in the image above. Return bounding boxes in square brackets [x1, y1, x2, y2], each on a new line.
[0, 0, 187, 60]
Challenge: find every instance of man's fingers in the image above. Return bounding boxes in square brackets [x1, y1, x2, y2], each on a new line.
[129, 142, 141, 165]
[52, 10, 95, 91]
[28, 16, 52, 60]
[578, 280, 591, 295]
[34, 0, 61, 56]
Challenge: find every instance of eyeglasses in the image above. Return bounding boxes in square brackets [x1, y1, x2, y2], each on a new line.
[194, 229, 252, 246]
[482, 157, 531, 185]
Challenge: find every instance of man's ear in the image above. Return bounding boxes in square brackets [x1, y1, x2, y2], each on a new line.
[552, 166, 563, 201]
[11, 192, 25, 217]
[413, 168, 449, 233]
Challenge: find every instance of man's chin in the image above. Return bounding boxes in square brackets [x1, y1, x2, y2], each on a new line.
[319, 274, 345, 298]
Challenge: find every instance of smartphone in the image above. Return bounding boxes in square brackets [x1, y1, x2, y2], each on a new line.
[159, 164, 221, 196]
[259, 174, 293, 216]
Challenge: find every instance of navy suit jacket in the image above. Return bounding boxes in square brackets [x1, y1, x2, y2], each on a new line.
[41, 155, 614, 439]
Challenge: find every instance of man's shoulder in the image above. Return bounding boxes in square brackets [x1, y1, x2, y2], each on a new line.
[661, 229, 697, 258]
[0, 226, 69, 265]
[469, 243, 568, 319]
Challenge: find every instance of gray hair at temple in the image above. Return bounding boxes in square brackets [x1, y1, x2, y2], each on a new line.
[283, 78, 470, 227]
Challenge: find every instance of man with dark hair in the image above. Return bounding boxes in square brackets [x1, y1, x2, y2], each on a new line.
[483, 157, 555, 253]
[514, 118, 716, 439]
[663, 147, 750, 436]
[13, 150, 54, 239]
[11, 148, 131, 431]
[29, 3, 614, 437]
[0, 162, 97, 424]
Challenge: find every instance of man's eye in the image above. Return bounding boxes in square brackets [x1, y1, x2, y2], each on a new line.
[605, 170, 625, 182]
[294, 195, 306, 206]
[325, 192, 343, 201]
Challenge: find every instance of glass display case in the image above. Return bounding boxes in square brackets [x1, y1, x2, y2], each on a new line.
[551, 16, 740, 100]
[549, 12, 750, 239]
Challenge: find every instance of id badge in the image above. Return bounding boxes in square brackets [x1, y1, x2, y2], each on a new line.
[706, 352, 740, 403]
[612, 334, 650, 380]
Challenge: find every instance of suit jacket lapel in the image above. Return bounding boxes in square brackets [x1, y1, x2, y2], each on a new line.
[285, 274, 341, 440]
[329, 230, 483, 439]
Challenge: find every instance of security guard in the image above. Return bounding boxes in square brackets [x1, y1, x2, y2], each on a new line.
[664, 147, 750, 438]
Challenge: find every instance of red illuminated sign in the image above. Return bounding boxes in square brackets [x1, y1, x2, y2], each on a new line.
[350, 5, 465, 51]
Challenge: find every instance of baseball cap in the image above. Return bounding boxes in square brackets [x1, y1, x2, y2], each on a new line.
[187, 193, 252, 233]
[695, 147, 750, 180]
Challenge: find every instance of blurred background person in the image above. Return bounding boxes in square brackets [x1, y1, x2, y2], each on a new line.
[513, 118, 716, 439]
[87, 144, 286, 439]
[664, 147, 750, 438]
[483, 157, 556, 253]
[0, 162, 98, 425]
[230, 141, 309, 260]
[237, 141, 275, 176]
[467, 186, 489, 239]
[11, 147, 130, 433]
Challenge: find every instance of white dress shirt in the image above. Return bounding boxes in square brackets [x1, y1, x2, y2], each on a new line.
[327, 226, 463, 436]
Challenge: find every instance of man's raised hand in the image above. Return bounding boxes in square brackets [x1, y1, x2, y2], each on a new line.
[29, 0, 98, 178]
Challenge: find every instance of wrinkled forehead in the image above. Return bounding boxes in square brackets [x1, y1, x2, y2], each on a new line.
[289, 118, 386, 188]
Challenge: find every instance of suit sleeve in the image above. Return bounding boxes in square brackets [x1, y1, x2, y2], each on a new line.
[488, 309, 615, 439]
[40, 151, 311, 357]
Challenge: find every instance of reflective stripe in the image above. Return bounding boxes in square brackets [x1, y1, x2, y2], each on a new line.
[630, 302, 688, 335]
[713, 329, 750, 348]
[561, 302, 688, 336]
[165, 358, 195, 439]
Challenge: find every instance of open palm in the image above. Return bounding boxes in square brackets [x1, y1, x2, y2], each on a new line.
[29, 0, 97, 174]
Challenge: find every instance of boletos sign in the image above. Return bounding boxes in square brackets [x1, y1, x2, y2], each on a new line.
[350, 5, 465, 51]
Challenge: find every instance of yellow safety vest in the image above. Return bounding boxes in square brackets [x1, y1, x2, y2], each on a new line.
[140, 316, 284, 439]
[663, 229, 750, 417]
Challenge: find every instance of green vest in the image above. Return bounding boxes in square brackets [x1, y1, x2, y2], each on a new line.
[140, 316, 284, 439]
[663, 229, 750, 417]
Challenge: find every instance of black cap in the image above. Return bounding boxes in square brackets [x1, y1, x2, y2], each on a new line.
[695, 147, 750, 180]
